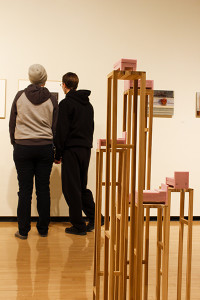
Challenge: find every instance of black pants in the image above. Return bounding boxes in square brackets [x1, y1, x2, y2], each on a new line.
[13, 144, 54, 236]
[62, 147, 95, 231]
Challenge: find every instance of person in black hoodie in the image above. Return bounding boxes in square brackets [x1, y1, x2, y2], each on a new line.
[9, 64, 58, 239]
[54, 72, 96, 235]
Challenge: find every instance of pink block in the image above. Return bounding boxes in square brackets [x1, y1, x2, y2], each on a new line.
[155, 183, 168, 204]
[166, 177, 174, 187]
[124, 79, 154, 91]
[166, 172, 189, 189]
[142, 190, 160, 203]
[134, 184, 168, 204]
[113, 58, 137, 71]
[97, 131, 127, 149]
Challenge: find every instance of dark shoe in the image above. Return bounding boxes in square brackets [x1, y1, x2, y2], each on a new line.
[15, 231, 28, 240]
[86, 216, 104, 232]
[86, 222, 94, 232]
[38, 232, 48, 237]
[65, 226, 86, 236]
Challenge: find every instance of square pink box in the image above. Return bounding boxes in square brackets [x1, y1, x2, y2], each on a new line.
[166, 172, 189, 189]
[113, 58, 137, 71]
[124, 79, 154, 91]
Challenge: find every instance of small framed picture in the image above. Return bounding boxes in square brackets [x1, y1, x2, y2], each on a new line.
[153, 90, 174, 118]
[0, 79, 6, 119]
[51, 92, 59, 102]
[196, 92, 200, 117]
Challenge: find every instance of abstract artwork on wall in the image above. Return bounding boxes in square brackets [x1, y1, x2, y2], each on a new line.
[196, 92, 200, 117]
[152, 90, 174, 118]
[0, 79, 6, 119]
[18, 80, 63, 102]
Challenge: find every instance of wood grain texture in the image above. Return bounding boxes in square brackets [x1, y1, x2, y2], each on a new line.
[0, 222, 199, 300]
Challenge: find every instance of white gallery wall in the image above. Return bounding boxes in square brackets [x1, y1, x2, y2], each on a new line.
[0, 0, 200, 216]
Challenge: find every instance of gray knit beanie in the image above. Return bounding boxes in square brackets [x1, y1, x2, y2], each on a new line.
[28, 64, 47, 85]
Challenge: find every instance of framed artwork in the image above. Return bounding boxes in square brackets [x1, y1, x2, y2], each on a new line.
[18, 80, 64, 102]
[196, 92, 200, 117]
[152, 90, 174, 118]
[51, 92, 59, 101]
[0, 79, 6, 119]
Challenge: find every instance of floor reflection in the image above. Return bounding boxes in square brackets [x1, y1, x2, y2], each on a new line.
[16, 236, 50, 299]
[15, 225, 96, 300]
[59, 234, 94, 300]
[16, 240, 33, 299]
[33, 238, 50, 299]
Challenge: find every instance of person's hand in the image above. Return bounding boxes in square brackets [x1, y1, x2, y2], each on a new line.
[54, 159, 61, 164]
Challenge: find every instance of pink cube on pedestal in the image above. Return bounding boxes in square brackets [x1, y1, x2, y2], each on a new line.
[114, 59, 137, 91]
[166, 172, 189, 189]
[113, 58, 137, 71]
[134, 183, 168, 205]
[124, 79, 154, 92]
[97, 132, 127, 149]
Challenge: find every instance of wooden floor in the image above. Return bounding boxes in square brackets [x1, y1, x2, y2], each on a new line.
[0, 222, 199, 300]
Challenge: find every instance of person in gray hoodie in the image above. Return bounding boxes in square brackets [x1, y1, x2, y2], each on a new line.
[9, 64, 58, 239]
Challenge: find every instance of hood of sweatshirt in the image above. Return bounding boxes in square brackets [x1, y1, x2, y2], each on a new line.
[66, 89, 91, 105]
[24, 84, 51, 105]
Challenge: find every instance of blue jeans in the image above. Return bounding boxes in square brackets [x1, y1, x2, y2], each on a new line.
[13, 144, 54, 236]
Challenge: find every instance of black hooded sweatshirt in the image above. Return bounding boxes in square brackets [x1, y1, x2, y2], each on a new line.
[54, 89, 94, 160]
